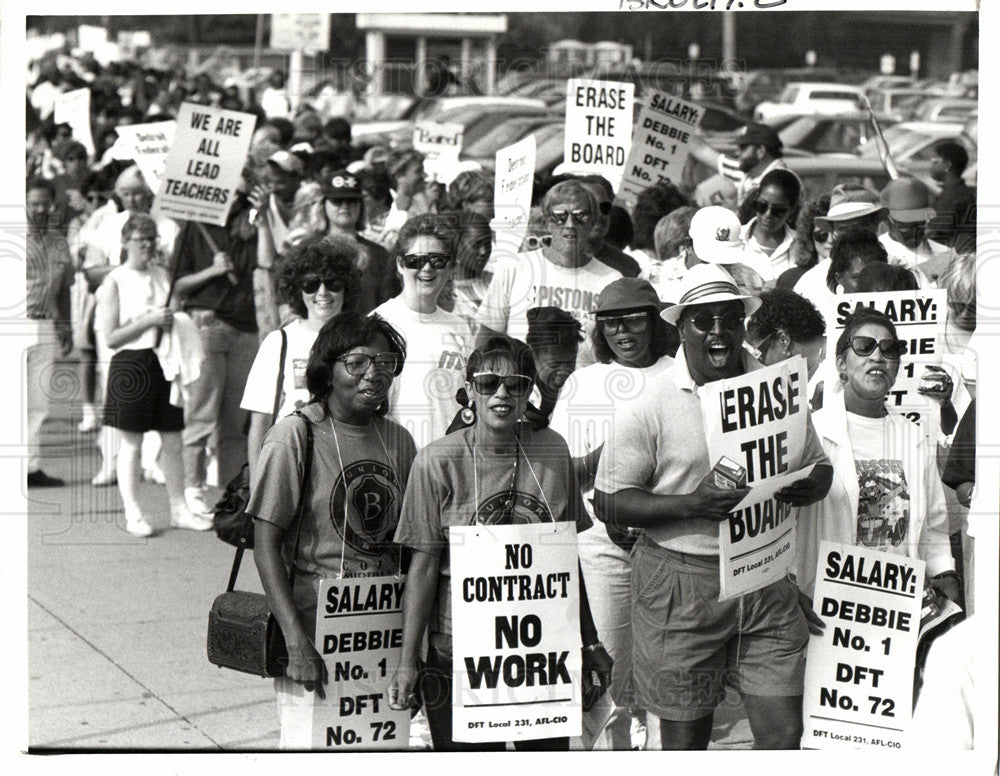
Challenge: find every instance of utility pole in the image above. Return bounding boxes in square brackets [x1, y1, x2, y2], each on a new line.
[722, 12, 736, 66]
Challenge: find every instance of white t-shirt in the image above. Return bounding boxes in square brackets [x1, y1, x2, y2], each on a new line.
[475, 248, 622, 368]
[741, 219, 796, 282]
[371, 296, 472, 450]
[847, 412, 911, 552]
[793, 258, 835, 312]
[549, 356, 673, 521]
[240, 319, 318, 419]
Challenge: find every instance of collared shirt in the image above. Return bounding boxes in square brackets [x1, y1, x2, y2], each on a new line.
[26, 229, 73, 322]
[740, 218, 796, 282]
[718, 156, 787, 204]
[878, 233, 954, 287]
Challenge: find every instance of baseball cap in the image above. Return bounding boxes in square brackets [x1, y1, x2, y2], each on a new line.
[689, 206, 745, 264]
[267, 150, 305, 176]
[326, 170, 362, 200]
[737, 123, 783, 152]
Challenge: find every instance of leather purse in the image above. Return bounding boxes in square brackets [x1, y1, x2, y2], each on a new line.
[213, 329, 288, 549]
[207, 412, 313, 677]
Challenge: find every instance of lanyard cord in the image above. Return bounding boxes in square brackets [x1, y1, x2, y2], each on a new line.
[471, 425, 555, 525]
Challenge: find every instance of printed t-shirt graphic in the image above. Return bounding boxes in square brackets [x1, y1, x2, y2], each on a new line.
[854, 459, 909, 550]
[330, 457, 403, 556]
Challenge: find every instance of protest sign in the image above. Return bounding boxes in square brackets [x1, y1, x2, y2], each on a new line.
[449, 522, 582, 743]
[412, 122, 464, 185]
[802, 541, 924, 751]
[491, 135, 536, 250]
[824, 290, 948, 432]
[54, 88, 95, 157]
[271, 14, 332, 52]
[114, 121, 176, 192]
[619, 90, 703, 205]
[285, 575, 410, 750]
[77, 24, 107, 51]
[563, 78, 635, 191]
[700, 357, 812, 599]
[152, 103, 257, 226]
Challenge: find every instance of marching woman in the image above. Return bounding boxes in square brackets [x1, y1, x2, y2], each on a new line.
[547, 278, 677, 749]
[94, 213, 208, 537]
[793, 308, 960, 608]
[387, 335, 612, 750]
[240, 235, 360, 476]
[250, 311, 417, 747]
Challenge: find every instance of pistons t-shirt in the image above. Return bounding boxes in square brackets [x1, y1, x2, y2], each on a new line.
[847, 412, 910, 551]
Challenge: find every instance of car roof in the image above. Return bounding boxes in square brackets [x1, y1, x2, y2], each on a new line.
[786, 82, 864, 92]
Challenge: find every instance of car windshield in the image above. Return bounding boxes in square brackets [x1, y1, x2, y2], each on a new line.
[858, 128, 932, 159]
[809, 90, 861, 102]
[464, 119, 550, 157]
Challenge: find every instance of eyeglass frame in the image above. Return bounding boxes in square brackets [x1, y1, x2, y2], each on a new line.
[469, 371, 534, 397]
[336, 352, 404, 376]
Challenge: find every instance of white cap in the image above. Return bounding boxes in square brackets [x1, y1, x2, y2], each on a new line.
[689, 206, 745, 264]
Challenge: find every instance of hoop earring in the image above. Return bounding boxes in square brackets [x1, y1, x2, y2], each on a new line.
[839, 371, 848, 383]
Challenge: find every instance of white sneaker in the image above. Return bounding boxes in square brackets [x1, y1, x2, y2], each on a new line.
[171, 506, 214, 532]
[92, 469, 117, 487]
[143, 467, 166, 484]
[124, 509, 154, 537]
[185, 486, 215, 516]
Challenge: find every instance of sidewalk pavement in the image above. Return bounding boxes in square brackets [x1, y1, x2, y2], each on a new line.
[25, 387, 754, 752]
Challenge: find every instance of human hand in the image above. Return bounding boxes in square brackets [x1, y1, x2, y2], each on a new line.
[148, 307, 173, 331]
[797, 589, 825, 635]
[387, 661, 420, 711]
[581, 645, 614, 712]
[930, 574, 962, 606]
[212, 251, 234, 274]
[776, 477, 821, 507]
[248, 183, 270, 211]
[917, 365, 954, 402]
[691, 472, 749, 521]
[285, 641, 329, 699]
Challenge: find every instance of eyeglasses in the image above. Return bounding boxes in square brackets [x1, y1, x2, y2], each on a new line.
[848, 336, 906, 359]
[128, 235, 157, 244]
[686, 310, 745, 332]
[300, 277, 345, 294]
[888, 217, 924, 232]
[754, 200, 791, 219]
[812, 229, 832, 244]
[336, 352, 403, 376]
[598, 311, 649, 334]
[470, 372, 533, 397]
[399, 252, 452, 270]
[597, 201, 612, 215]
[548, 209, 591, 226]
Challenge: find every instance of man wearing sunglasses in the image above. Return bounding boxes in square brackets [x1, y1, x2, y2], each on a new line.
[689, 123, 787, 206]
[594, 263, 832, 750]
[878, 178, 954, 287]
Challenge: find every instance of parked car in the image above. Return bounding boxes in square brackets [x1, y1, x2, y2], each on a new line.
[774, 113, 899, 156]
[754, 82, 867, 123]
[351, 96, 548, 142]
[856, 120, 976, 187]
[910, 98, 978, 124]
[866, 88, 944, 120]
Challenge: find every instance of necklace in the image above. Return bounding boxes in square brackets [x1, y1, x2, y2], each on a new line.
[471, 426, 554, 526]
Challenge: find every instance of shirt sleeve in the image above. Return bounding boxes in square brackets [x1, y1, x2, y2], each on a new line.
[240, 329, 283, 414]
[246, 414, 310, 531]
[393, 447, 448, 555]
[474, 256, 516, 334]
[800, 409, 833, 470]
[593, 396, 657, 497]
[920, 439, 956, 577]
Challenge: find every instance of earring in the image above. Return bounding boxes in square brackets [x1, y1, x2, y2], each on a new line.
[839, 371, 848, 383]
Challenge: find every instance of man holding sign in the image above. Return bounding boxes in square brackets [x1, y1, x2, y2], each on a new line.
[594, 263, 832, 749]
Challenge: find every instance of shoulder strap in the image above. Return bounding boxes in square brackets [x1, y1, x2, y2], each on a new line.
[271, 328, 288, 425]
[224, 411, 314, 592]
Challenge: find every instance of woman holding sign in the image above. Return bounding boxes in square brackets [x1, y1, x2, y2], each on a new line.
[388, 335, 612, 751]
[793, 308, 960, 606]
[250, 311, 417, 748]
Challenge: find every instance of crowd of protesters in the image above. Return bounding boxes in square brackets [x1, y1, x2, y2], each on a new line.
[25, 47, 980, 751]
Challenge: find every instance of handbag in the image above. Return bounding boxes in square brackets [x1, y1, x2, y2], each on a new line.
[213, 329, 288, 548]
[206, 411, 313, 677]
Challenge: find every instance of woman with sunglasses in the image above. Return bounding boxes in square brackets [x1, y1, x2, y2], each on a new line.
[793, 308, 960, 612]
[745, 288, 827, 381]
[241, 235, 359, 475]
[388, 335, 612, 751]
[547, 278, 678, 750]
[250, 311, 417, 748]
[371, 214, 473, 449]
[476, 181, 622, 368]
[740, 169, 800, 284]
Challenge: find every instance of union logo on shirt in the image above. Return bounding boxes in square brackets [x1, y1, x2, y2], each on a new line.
[470, 491, 552, 525]
[329, 459, 401, 555]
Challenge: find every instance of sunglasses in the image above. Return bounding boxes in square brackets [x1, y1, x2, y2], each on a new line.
[597, 201, 612, 215]
[399, 252, 452, 270]
[598, 311, 649, 334]
[548, 209, 591, 226]
[848, 336, 906, 359]
[686, 310, 745, 332]
[470, 372, 533, 397]
[812, 229, 832, 244]
[754, 200, 791, 219]
[300, 276, 345, 294]
[336, 352, 403, 376]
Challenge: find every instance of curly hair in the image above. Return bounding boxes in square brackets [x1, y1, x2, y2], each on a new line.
[525, 306, 583, 353]
[834, 308, 899, 359]
[392, 213, 456, 258]
[856, 262, 918, 292]
[305, 311, 407, 418]
[746, 288, 826, 346]
[632, 182, 689, 251]
[277, 234, 361, 318]
[827, 228, 888, 291]
[447, 170, 494, 212]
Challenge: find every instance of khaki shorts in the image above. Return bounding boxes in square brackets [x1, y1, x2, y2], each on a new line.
[628, 536, 808, 722]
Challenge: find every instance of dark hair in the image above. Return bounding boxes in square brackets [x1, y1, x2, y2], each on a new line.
[450, 210, 494, 281]
[835, 308, 899, 359]
[856, 262, 918, 292]
[465, 335, 537, 383]
[933, 140, 969, 175]
[26, 177, 56, 200]
[447, 170, 494, 211]
[357, 168, 393, 208]
[119, 213, 158, 262]
[826, 228, 888, 291]
[278, 235, 361, 318]
[746, 288, 826, 346]
[525, 307, 583, 354]
[591, 308, 679, 363]
[632, 182, 689, 251]
[606, 206, 634, 250]
[57, 140, 88, 162]
[758, 168, 802, 205]
[305, 311, 407, 417]
[393, 213, 455, 258]
[264, 117, 294, 146]
[323, 117, 352, 143]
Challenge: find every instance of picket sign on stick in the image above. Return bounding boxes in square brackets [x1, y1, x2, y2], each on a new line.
[491, 135, 536, 252]
[563, 78, 634, 192]
[275, 575, 411, 750]
[113, 120, 176, 192]
[699, 357, 813, 599]
[802, 541, 923, 751]
[54, 88, 96, 157]
[449, 522, 582, 743]
[412, 122, 464, 185]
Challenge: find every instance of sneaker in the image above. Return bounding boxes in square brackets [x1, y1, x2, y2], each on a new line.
[143, 467, 166, 484]
[184, 486, 215, 517]
[124, 510, 155, 537]
[171, 506, 214, 532]
[27, 470, 65, 488]
[91, 469, 117, 487]
[78, 404, 101, 433]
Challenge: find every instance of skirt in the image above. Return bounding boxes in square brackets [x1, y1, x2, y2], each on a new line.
[103, 348, 184, 432]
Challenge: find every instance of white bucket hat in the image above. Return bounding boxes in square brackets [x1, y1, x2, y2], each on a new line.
[661, 263, 763, 326]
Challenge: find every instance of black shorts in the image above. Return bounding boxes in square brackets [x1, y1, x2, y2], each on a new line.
[103, 348, 184, 433]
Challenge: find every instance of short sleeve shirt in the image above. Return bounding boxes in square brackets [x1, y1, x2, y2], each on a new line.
[240, 319, 317, 419]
